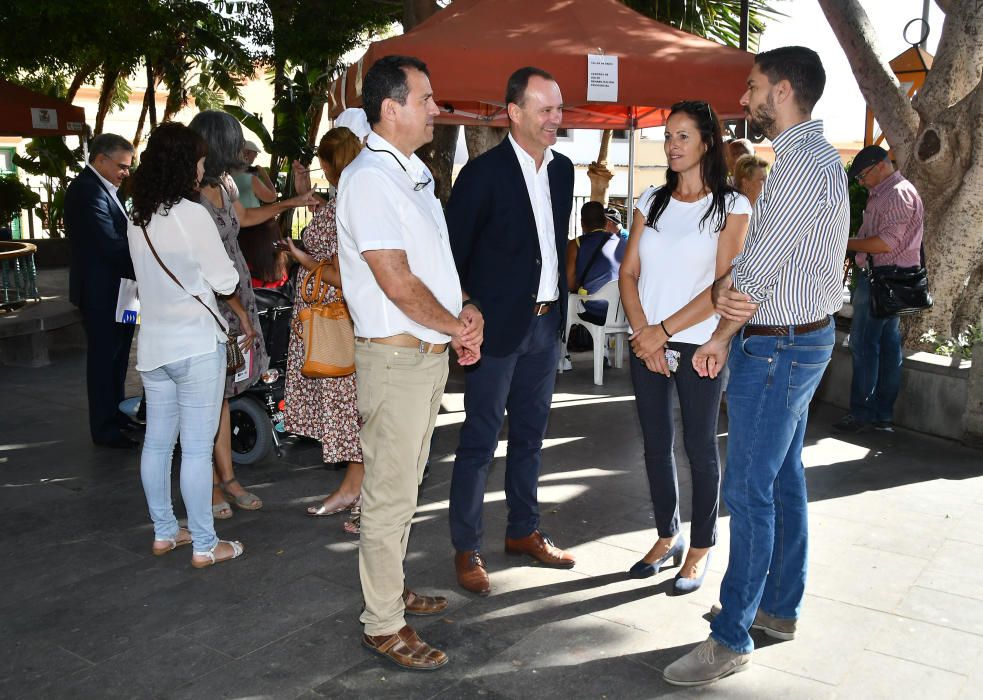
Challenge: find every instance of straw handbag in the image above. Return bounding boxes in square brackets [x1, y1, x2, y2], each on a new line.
[293, 261, 356, 377]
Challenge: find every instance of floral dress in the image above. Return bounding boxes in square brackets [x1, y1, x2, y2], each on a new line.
[283, 199, 363, 464]
[198, 176, 270, 398]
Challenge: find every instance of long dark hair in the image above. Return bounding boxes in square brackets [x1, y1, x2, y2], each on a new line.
[130, 122, 207, 227]
[645, 100, 735, 233]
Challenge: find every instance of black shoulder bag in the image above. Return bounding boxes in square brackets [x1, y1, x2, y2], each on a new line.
[868, 244, 933, 318]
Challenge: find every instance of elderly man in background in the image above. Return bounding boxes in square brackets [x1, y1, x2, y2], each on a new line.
[833, 145, 924, 434]
[64, 133, 138, 448]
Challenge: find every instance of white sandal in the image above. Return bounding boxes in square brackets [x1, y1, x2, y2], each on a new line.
[191, 540, 244, 569]
[152, 528, 192, 556]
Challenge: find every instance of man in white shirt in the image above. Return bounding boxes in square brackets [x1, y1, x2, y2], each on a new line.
[335, 54, 483, 672]
[446, 67, 576, 597]
[64, 133, 138, 448]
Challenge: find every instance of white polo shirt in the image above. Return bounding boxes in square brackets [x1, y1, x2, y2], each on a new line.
[336, 132, 462, 344]
[508, 134, 558, 302]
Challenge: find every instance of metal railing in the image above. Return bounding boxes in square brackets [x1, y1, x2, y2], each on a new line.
[0, 241, 40, 311]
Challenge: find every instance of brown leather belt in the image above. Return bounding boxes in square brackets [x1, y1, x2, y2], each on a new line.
[533, 300, 557, 316]
[355, 334, 447, 354]
[743, 317, 830, 338]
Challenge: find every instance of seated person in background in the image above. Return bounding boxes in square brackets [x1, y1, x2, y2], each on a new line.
[733, 154, 770, 206]
[604, 205, 629, 239]
[565, 200, 627, 325]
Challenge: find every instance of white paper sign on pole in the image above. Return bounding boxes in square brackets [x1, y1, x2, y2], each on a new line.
[587, 55, 618, 103]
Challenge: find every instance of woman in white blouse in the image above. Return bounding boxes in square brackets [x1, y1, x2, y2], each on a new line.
[619, 101, 751, 594]
[127, 122, 249, 568]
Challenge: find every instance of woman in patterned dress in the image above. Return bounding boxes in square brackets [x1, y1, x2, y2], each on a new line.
[189, 111, 317, 518]
[283, 127, 364, 532]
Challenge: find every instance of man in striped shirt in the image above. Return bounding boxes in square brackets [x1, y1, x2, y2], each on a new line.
[834, 145, 924, 433]
[664, 46, 849, 687]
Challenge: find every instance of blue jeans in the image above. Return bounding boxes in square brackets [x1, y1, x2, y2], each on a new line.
[449, 306, 561, 551]
[849, 273, 902, 423]
[139, 343, 226, 552]
[710, 320, 834, 654]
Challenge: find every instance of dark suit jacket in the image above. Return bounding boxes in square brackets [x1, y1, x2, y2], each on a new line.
[447, 138, 575, 357]
[64, 166, 134, 312]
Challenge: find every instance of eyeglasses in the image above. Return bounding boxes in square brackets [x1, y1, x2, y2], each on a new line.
[365, 145, 432, 191]
[856, 163, 878, 183]
[100, 155, 131, 173]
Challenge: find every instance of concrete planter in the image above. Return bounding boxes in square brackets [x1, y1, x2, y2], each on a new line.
[816, 327, 978, 444]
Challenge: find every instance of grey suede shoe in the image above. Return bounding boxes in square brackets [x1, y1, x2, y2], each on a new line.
[710, 604, 798, 640]
[663, 637, 751, 687]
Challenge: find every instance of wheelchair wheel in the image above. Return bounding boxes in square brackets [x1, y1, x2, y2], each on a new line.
[229, 396, 273, 466]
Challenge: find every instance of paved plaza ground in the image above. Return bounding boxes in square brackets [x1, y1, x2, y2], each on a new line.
[1, 344, 982, 699]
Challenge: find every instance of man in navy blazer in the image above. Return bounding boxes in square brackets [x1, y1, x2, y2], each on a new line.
[447, 67, 576, 596]
[64, 133, 137, 448]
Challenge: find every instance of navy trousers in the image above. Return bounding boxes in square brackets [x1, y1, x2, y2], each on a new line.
[449, 306, 561, 552]
[82, 306, 135, 443]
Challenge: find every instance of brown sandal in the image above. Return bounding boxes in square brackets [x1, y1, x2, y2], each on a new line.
[362, 625, 448, 671]
[402, 588, 448, 616]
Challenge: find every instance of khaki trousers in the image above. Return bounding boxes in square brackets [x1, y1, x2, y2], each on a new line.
[355, 342, 449, 636]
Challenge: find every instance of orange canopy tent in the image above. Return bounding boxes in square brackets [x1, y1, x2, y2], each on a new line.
[0, 79, 86, 137]
[327, 0, 755, 130]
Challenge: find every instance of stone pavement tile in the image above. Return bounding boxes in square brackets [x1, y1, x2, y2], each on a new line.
[467, 615, 665, 699]
[957, 648, 983, 700]
[563, 539, 647, 578]
[428, 679, 513, 699]
[314, 615, 527, 699]
[835, 650, 967, 700]
[168, 612, 369, 700]
[914, 539, 983, 600]
[0, 638, 92, 698]
[19, 632, 231, 700]
[750, 595, 889, 686]
[866, 615, 983, 676]
[654, 663, 836, 700]
[896, 586, 983, 636]
[179, 574, 361, 659]
[949, 504, 983, 547]
[0, 538, 143, 607]
[806, 546, 928, 612]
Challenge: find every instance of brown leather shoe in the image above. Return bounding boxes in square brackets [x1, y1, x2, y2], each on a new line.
[505, 530, 575, 568]
[455, 550, 491, 596]
[362, 625, 448, 671]
[402, 587, 448, 616]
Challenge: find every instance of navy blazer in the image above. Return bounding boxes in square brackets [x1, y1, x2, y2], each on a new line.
[447, 138, 575, 357]
[64, 167, 134, 312]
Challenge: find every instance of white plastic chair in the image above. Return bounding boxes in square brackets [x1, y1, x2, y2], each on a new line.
[560, 279, 629, 385]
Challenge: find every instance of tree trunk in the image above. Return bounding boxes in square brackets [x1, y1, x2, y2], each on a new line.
[818, 0, 983, 344]
[94, 67, 122, 136]
[66, 62, 97, 102]
[588, 130, 615, 204]
[403, 0, 456, 204]
[132, 64, 158, 149]
[416, 125, 459, 205]
[464, 126, 507, 159]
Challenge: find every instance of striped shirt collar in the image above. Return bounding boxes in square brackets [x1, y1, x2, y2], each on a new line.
[771, 119, 824, 156]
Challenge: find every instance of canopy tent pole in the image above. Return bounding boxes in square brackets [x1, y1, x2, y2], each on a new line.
[627, 109, 637, 216]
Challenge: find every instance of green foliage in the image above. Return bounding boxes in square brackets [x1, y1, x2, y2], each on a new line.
[0, 173, 41, 227]
[11, 137, 84, 238]
[622, 0, 785, 48]
[223, 105, 274, 154]
[920, 325, 983, 361]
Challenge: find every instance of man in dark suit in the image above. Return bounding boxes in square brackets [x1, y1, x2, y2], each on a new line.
[447, 67, 576, 596]
[64, 133, 137, 448]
